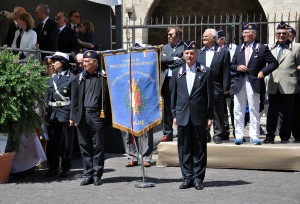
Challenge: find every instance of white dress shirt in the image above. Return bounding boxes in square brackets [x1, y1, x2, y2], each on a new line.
[186, 63, 196, 95]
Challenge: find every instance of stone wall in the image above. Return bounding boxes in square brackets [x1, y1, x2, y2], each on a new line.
[122, 0, 300, 48]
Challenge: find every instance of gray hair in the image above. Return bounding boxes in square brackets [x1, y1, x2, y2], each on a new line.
[38, 4, 50, 16]
[205, 28, 218, 42]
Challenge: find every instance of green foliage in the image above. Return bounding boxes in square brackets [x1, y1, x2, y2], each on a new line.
[0, 48, 49, 150]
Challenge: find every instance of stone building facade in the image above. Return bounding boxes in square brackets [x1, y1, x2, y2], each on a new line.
[120, 0, 300, 48]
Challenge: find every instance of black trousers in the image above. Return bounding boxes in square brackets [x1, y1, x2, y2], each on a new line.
[161, 77, 173, 139]
[266, 91, 295, 140]
[213, 96, 225, 138]
[292, 94, 300, 141]
[77, 111, 104, 178]
[177, 121, 207, 183]
[47, 121, 74, 171]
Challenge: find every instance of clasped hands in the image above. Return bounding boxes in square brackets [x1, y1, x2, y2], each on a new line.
[237, 65, 264, 78]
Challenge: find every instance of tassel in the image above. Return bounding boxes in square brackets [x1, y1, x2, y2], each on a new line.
[100, 108, 105, 118]
[159, 99, 163, 109]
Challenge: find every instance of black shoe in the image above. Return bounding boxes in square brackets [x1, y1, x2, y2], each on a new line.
[179, 180, 193, 189]
[213, 136, 222, 144]
[207, 131, 211, 143]
[263, 137, 274, 144]
[242, 138, 247, 143]
[94, 177, 102, 186]
[194, 182, 204, 190]
[60, 170, 70, 177]
[281, 139, 289, 143]
[80, 176, 94, 186]
[45, 169, 58, 177]
[222, 132, 230, 140]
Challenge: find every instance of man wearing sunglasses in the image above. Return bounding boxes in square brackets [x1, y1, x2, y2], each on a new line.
[264, 21, 300, 144]
[160, 26, 185, 142]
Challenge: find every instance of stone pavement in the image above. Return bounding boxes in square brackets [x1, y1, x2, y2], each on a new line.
[1, 122, 300, 204]
[1, 151, 300, 204]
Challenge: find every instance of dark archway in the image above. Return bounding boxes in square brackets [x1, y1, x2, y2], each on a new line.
[147, 0, 268, 46]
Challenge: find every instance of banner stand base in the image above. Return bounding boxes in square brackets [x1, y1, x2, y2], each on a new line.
[135, 182, 155, 188]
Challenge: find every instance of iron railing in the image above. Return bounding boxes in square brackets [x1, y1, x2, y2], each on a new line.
[122, 13, 299, 48]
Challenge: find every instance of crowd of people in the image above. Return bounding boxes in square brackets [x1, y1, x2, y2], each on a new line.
[0, 5, 96, 61]
[0, 4, 299, 190]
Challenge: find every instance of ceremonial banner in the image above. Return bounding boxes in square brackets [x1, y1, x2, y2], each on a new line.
[104, 49, 161, 136]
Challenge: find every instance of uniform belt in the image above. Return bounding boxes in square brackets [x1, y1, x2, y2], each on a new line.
[48, 101, 70, 107]
[84, 107, 99, 113]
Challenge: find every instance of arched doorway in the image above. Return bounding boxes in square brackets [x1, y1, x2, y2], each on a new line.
[146, 0, 268, 46]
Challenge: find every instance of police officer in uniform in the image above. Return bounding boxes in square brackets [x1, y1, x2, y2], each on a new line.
[44, 51, 77, 177]
[74, 51, 109, 186]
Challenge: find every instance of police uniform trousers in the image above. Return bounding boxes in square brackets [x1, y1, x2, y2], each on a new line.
[233, 76, 260, 139]
[77, 111, 104, 178]
[162, 76, 174, 139]
[177, 120, 207, 183]
[266, 90, 295, 140]
[47, 121, 74, 172]
[125, 129, 153, 163]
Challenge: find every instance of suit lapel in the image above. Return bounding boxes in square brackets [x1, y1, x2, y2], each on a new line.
[178, 64, 189, 97]
[279, 48, 291, 63]
[197, 50, 206, 65]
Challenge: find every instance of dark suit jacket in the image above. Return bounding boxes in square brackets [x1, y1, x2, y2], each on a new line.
[44, 70, 77, 123]
[171, 63, 214, 126]
[231, 42, 279, 94]
[57, 26, 79, 54]
[5, 21, 18, 47]
[74, 71, 111, 126]
[160, 41, 185, 88]
[197, 45, 231, 98]
[35, 18, 59, 51]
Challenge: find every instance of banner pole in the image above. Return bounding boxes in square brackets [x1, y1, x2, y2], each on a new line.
[135, 135, 155, 188]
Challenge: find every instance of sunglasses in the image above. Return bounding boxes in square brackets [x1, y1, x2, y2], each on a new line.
[276, 32, 287, 35]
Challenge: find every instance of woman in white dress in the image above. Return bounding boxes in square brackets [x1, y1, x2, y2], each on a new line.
[10, 12, 46, 173]
[11, 11, 37, 60]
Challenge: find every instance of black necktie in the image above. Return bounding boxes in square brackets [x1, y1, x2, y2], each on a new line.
[39, 23, 44, 31]
[73, 25, 77, 30]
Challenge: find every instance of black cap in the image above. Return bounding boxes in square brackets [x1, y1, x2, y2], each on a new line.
[83, 50, 100, 61]
[243, 22, 258, 31]
[277, 21, 289, 30]
[287, 25, 296, 36]
[184, 40, 196, 51]
[218, 30, 225, 38]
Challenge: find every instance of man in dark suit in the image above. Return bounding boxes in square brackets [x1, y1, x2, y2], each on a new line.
[74, 51, 110, 186]
[171, 41, 214, 190]
[197, 28, 230, 144]
[68, 10, 81, 33]
[44, 52, 77, 178]
[55, 11, 79, 60]
[4, 7, 25, 47]
[160, 26, 185, 142]
[34, 4, 59, 58]
[231, 22, 278, 145]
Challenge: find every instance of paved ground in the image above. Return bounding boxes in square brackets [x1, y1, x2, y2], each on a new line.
[1, 122, 300, 204]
